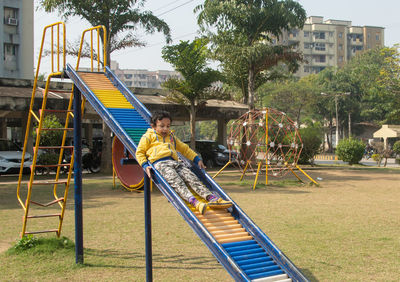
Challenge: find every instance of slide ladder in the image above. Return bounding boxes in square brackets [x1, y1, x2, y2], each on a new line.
[16, 22, 75, 238]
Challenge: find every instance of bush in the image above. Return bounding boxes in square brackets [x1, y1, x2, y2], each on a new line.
[336, 138, 365, 165]
[37, 152, 59, 165]
[393, 141, 400, 156]
[297, 127, 323, 164]
[33, 114, 63, 146]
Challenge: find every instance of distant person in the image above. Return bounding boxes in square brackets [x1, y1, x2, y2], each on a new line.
[136, 111, 232, 215]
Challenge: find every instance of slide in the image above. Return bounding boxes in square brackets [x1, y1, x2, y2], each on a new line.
[65, 64, 308, 282]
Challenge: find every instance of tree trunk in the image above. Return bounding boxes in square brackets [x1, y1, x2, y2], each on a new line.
[329, 118, 333, 153]
[248, 65, 255, 110]
[348, 112, 352, 138]
[189, 102, 196, 150]
[100, 123, 113, 174]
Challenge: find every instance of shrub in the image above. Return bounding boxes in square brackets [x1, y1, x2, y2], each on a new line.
[336, 138, 365, 165]
[393, 141, 400, 156]
[37, 152, 59, 165]
[297, 127, 323, 164]
[32, 114, 63, 146]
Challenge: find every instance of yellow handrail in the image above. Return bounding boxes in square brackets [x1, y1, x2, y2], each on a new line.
[76, 25, 107, 71]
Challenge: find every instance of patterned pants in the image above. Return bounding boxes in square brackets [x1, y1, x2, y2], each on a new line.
[154, 160, 212, 202]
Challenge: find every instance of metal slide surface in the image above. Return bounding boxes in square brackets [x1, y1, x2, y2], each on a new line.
[64, 64, 309, 282]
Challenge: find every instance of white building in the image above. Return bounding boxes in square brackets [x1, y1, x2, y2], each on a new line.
[0, 0, 33, 80]
[279, 16, 384, 77]
[111, 61, 181, 89]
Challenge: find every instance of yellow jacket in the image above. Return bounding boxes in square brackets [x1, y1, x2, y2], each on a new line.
[135, 128, 199, 168]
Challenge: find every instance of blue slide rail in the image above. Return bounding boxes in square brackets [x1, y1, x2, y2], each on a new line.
[65, 64, 309, 281]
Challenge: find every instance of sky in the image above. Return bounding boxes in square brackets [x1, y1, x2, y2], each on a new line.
[34, 0, 400, 73]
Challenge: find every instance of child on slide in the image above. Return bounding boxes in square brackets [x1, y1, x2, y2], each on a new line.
[136, 111, 232, 215]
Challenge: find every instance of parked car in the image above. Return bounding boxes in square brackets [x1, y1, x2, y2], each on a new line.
[184, 140, 237, 168]
[0, 139, 32, 174]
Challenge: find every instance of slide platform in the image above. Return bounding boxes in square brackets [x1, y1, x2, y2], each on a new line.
[64, 64, 309, 282]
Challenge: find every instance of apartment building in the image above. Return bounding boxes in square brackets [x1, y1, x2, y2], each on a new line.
[0, 0, 33, 80]
[280, 16, 384, 77]
[111, 61, 181, 89]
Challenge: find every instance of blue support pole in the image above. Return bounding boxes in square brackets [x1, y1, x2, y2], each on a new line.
[73, 86, 84, 264]
[144, 172, 152, 281]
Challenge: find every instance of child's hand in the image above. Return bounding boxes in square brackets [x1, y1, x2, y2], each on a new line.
[198, 160, 206, 170]
[145, 166, 152, 178]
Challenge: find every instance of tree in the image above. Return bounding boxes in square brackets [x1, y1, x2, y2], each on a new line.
[39, 0, 171, 173]
[196, 0, 306, 109]
[161, 38, 228, 149]
[39, 0, 171, 65]
[377, 46, 400, 123]
[260, 75, 320, 127]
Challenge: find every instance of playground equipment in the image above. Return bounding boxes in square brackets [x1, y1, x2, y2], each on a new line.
[18, 22, 309, 281]
[214, 109, 318, 188]
[112, 137, 144, 191]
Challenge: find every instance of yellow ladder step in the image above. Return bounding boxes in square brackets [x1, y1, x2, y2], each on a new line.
[27, 213, 61, 219]
[35, 145, 74, 150]
[34, 164, 71, 168]
[30, 198, 64, 207]
[31, 180, 68, 185]
[24, 229, 58, 235]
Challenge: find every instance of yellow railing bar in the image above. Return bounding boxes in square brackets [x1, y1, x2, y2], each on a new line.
[30, 110, 40, 123]
[76, 25, 107, 71]
[240, 160, 250, 181]
[253, 162, 262, 190]
[213, 161, 231, 179]
[295, 165, 319, 186]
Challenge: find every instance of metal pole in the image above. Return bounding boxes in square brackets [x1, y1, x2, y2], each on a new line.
[335, 95, 339, 148]
[144, 172, 153, 281]
[73, 86, 84, 264]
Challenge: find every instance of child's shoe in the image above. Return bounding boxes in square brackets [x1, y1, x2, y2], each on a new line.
[208, 197, 233, 209]
[196, 202, 208, 215]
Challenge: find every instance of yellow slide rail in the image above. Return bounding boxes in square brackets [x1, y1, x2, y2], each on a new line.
[76, 25, 107, 71]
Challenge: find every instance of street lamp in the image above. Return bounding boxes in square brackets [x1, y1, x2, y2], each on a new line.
[321, 92, 350, 148]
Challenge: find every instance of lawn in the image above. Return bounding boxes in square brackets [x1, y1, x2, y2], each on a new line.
[0, 167, 399, 281]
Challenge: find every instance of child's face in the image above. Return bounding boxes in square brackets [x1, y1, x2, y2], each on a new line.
[153, 117, 171, 137]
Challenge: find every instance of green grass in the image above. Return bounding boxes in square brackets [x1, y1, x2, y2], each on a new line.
[1, 168, 399, 281]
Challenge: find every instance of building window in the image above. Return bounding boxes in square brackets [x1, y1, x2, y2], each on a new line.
[124, 74, 132, 79]
[315, 43, 326, 51]
[314, 55, 326, 63]
[338, 44, 343, 51]
[304, 31, 309, 37]
[4, 43, 18, 57]
[339, 56, 343, 62]
[313, 32, 325, 39]
[329, 32, 334, 37]
[304, 42, 312, 49]
[338, 32, 343, 38]
[4, 7, 18, 25]
[376, 34, 380, 41]
[304, 66, 310, 73]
